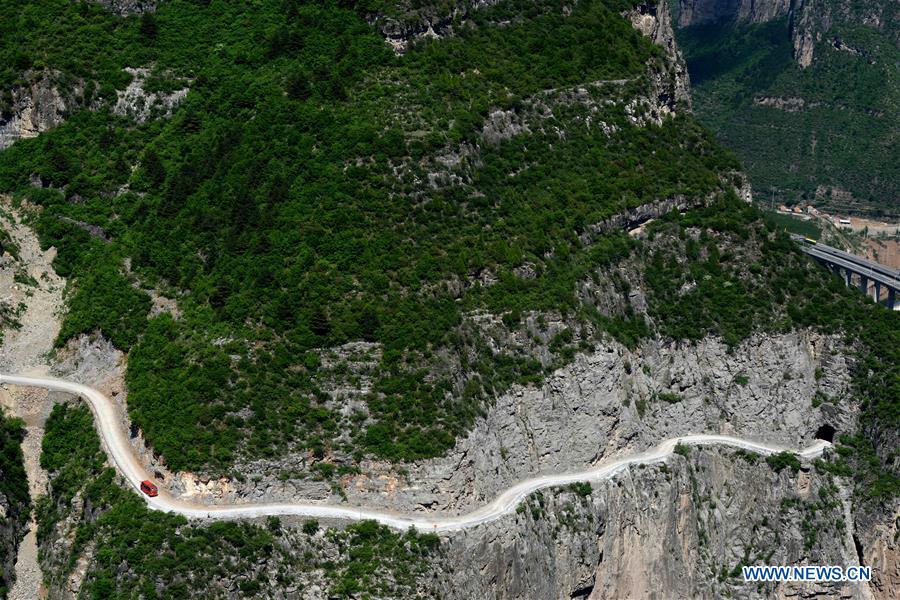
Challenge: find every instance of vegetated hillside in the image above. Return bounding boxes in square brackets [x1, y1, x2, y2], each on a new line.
[0, 0, 732, 473]
[0, 412, 28, 599]
[675, 0, 900, 218]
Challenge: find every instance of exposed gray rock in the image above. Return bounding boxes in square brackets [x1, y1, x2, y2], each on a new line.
[428, 448, 873, 600]
[382, 331, 854, 513]
[788, 0, 896, 68]
[372, 0, 501, 54]
[677, 0, 792, 27]
[0, 487, 25, 597]
[216, 330, 855, 520]
[628, 0, 693, 109]
[94, 0, 158, 15]
[754, 95, 809, 112]
[0, 72, 84, 150]
[56, 216, 110, 242]
[582, 194, 699, 244]
[676, 0, 898, 69]
[113, 67, 189, 124]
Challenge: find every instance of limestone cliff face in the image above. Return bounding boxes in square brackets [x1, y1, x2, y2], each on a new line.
[628, 0, 693, 108]
[372, 0, 501, 53]
[221, 330, 854, 517]
[677, 0, 792, 27]
[0, 489, 24, 596]
[0, 72, 84, 151]
[94, 0, 157, 15]
[0, 67, 186, 153]
[677, 0, 898, 68]
[429, 448, 873, 600]
[790, 0, 899, 67]
[0, 418, 28, 597]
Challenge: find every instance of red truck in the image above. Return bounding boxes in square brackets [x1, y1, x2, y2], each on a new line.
[140, 480, 159, 497]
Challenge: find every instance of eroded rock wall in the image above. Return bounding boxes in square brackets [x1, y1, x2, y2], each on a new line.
[94, 0, 158, 15]
[0, 72, 84, 151]
[217, 330, 854, 518]
[0, 422, 28, 599]
[677, 0, 792, 27]
[428, 448, 873, 600]
[630, 0, 693, 107]
[790, 0, 899, 67]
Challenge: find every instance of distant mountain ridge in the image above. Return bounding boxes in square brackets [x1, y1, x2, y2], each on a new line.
[677, 0, 791, 28]
[676, 0, 899, 217]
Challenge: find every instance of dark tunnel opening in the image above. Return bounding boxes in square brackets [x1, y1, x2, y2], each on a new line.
[815, 423, 836, 443]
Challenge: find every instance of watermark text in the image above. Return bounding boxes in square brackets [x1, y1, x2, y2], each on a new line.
[742, 565, 871, 582]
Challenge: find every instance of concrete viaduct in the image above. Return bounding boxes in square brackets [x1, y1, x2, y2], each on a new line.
[793, 235, 900, 310]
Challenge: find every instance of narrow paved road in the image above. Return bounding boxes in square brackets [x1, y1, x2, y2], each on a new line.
[0, 373, 831, 532]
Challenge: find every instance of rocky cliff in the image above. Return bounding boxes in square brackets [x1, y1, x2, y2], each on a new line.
[677, 0, 792, 27]
[629, 0, 693, 108]
[219, 331, 854, 516]
[790, 0, 899, 67]
[0, 72, 83, 151]
[677, 0, 899, 68]
[429, 447, 872, 600]
[94, 0, 157, 15]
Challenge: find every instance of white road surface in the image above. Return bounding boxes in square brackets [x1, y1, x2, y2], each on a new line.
[0, 373, 831, 532]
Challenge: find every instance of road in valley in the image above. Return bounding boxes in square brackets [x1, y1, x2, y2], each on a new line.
[0, 373, 831, 532]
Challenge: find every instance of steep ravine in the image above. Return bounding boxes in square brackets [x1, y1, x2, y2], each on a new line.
[0, 415, 28, 600]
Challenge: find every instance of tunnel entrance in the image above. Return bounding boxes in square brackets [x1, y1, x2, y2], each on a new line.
[815, 424, 836, 443]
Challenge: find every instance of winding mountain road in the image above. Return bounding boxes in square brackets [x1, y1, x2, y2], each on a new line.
[0, 373, 831, 532]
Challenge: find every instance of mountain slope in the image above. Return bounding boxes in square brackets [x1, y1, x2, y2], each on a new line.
[0, 0, 735, 474]
[0, 0, 896, 598]
[676, 0, 900, 217]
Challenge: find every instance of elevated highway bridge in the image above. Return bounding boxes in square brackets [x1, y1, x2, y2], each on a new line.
[792, 235, 900, 310]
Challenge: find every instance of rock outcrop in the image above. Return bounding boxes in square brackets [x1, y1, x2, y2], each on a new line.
[428, 448, 873, 600]
[790, 0, 898, 67]
[0, 72, 84, 151]
[0, 65, 188, 153]
[218, 330, 854, 517]
[0, 450, 28, 598]
[677, 0, 792, 27]
[113, 67, 188, 124]
[94, 0, 158, 15]
[676, 0, 899, 68]
[371, 0, 501, 53]
[629, 0, 693, 108]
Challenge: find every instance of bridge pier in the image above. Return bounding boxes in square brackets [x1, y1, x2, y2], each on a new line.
[795, 238, 899, 310]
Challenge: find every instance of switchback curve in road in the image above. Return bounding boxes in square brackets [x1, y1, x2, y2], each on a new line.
[0, 373, 831, 532]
